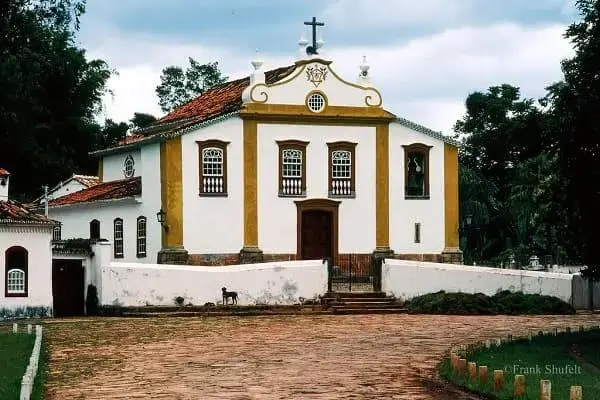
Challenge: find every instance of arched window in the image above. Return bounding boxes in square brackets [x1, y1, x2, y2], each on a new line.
[136, 216, 147, 258]
[327, 141, 357, 198]
[90, 219, 100, 239]
[5, 246, 28, 297]
[277, 140, 309, 197]
[53, 225, 61, 241]
[113, 218, 124, 258]
[197, 140, 229, 196]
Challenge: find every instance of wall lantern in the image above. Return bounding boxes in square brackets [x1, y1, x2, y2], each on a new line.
[465, 214, 473, 226]
[156, 209, 166, 224]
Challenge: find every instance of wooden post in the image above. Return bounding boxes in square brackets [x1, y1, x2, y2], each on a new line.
[540, 380, 551, 400]
[12, 323, 18, 333]
[570, 386, 582, 400]
[451, 354, 459, 372]
[27, 324, 32, 334]
[493, 370, 504, 391]
[579, 325, 584, 332]
[458, 358, 467, 374]
[479, 366, 488, 386]
[514, 375, 525, 397]
[468, 362, 477, 381]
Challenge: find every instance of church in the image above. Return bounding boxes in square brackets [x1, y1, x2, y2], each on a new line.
[46, 19, 461, 266]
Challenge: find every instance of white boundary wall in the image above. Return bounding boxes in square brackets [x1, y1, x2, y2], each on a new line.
[101, 260, 328, 307]
[382, 259, 574, 302]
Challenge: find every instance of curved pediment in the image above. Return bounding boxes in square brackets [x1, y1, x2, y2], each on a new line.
[242, 59, 383, 109]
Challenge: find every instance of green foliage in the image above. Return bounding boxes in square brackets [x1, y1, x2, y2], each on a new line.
[155, 58, 228, 113]
[0, 0, 114, 200]
[129, 112, 157, 129]
[85, 284, 100, 316]
[406, 290, 575, 315]
[440, 328, 600, 399]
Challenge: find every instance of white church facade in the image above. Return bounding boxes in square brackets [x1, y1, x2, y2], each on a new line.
[46, 22, 461, 266]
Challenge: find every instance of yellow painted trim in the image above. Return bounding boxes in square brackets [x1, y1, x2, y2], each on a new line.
[326, 67, 384, 107]
[249, 65, 307, 103]
[97, 159, 103, 182]
[160, 137, 184, 249]
[444, 143, 460, 251]
[243, 119, 259, 248]
[240, 103, 395, 125]
[376, 123, 390, 249]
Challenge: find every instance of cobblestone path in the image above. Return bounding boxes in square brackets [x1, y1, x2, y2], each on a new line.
[42, 314, 600, 399]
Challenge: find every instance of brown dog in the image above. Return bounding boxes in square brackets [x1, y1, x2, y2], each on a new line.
[222, 287, 238, 305]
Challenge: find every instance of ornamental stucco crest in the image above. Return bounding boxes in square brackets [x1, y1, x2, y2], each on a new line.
[306, 64, 328, 87]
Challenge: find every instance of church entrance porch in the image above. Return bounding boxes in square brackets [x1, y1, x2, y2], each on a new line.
[52, 259, 85, 317]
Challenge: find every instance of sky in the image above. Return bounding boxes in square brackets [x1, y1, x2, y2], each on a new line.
[77, 0, 580, 135]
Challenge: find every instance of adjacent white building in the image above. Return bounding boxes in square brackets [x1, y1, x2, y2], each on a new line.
[46, 23, 461, 266]
[0, 168, 57, 318]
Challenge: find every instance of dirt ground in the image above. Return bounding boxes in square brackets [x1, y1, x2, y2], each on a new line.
[42, 314, 600, 399]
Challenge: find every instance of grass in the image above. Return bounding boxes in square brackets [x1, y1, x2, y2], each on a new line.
[440, 328, 600, 399]
[0, 328, 47, 400]
[406, 290, 575, 315]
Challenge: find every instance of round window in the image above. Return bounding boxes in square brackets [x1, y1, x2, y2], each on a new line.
[307, 93, 326, 113]
[123, 155, 135, 178]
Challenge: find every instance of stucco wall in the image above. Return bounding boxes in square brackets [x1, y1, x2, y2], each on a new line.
[45, 181, 86, 202]
[181, 117, 244, 253]
[389, 123, 445, 254]
[49, 201, 161, 263]
[382, 259, 574, 303]
[0, 226, 54, 313]
[102, 149, 142, 182]
[101, 259, 328, 306]
[258, 123, 376, 254]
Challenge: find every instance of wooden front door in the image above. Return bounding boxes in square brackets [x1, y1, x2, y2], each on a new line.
[301, 210, 333, 260]
[52, 259, 85, 317]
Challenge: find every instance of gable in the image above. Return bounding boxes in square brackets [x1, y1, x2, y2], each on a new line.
[242, 59, 383, 110]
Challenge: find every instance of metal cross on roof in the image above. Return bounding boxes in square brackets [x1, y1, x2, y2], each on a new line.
[304, 17, 324, 55]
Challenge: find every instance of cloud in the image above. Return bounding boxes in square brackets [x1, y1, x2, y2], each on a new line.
[87, 19, 573, 134]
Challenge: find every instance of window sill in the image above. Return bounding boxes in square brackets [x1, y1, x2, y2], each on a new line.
[328, 193, 356, 199]
[278, 193, 307, 198]
[404, 195, 430, 200]
[5, 292, 28, 297]
[199, 192, 228, 197]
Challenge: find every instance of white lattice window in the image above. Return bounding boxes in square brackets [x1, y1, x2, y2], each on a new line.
[277, 140, 308, 197]
[328, 142, 356, 197]
[198, 140, 229, 196]
[136, 216, 146, 258]
[332, 150, 351, 179]
[7, 269, 25, 294]
[282, 149, 302, 178]
[307, 92, 326, 113]
[114, 218, 124, 258]
[52, 225, 61, 241]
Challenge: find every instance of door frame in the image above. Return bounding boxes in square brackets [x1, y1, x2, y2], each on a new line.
[295, 198, 341, 261]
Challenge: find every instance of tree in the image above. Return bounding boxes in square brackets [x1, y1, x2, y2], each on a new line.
[546, 0, 600, 278]
[155, 58, 228, 113]
[129, 112, 156, 129]
[0, 0, 112, 201]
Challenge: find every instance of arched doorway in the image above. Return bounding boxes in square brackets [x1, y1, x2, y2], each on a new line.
[295, 199, 340, 260]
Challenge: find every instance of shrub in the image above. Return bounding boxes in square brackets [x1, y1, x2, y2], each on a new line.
[85, 284, 100, 316]
[175, 296, 185, 306]
[406, 290, 575, 315]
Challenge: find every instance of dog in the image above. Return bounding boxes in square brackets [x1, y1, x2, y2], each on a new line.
[221, 287, 238, 305]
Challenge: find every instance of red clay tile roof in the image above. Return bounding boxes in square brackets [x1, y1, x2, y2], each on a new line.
[122, 65, 298, 143]
[0, 200, 58, 225]
[0, 168, 10, 176]
[48, 177, 141, 207]
[72, 174, 100, 188]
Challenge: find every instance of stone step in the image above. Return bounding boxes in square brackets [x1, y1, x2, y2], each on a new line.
[322, 297, 395, 303]
[332, 308, 408, 315]
[323, 291, 389, 299]
[330, 301, 399, 308]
